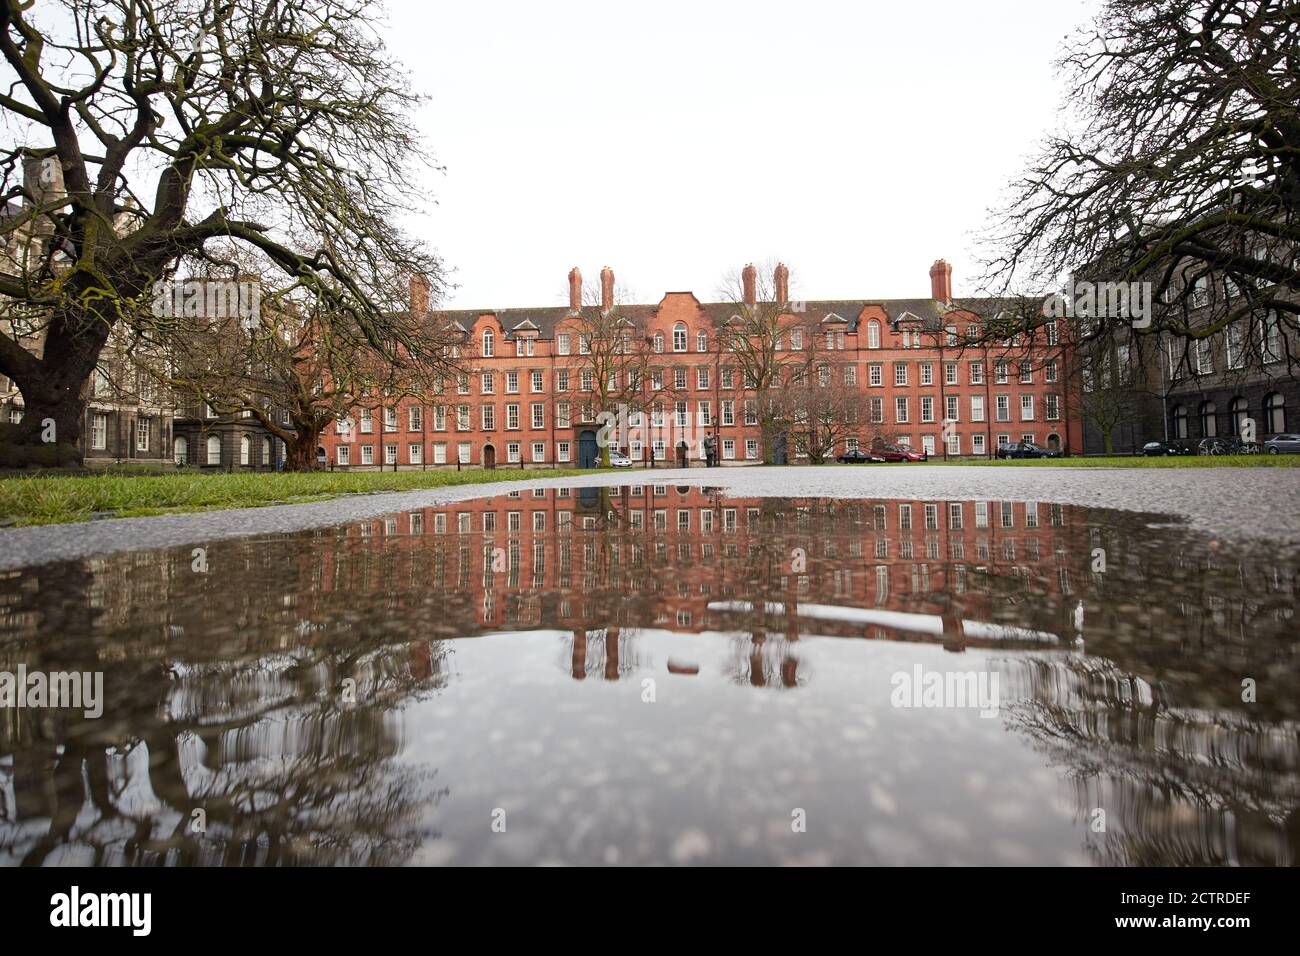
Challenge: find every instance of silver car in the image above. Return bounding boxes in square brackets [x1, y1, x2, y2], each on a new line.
[1264, 433, 1300, 454]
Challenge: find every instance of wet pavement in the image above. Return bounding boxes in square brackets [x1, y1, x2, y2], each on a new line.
[1, 482, 1297, 865]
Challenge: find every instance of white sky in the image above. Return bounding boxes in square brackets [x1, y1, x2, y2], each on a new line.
[386, 0, 1100, 310]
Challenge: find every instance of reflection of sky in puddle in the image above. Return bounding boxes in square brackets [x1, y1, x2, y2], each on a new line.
[1, 490, 1297, 866]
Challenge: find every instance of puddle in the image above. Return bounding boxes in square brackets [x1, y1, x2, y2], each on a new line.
[1, 486, 1296, 865]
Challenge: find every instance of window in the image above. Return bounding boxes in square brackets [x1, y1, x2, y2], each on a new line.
[944, 363, 958, 386]
[531, 403, 545, 429]
[1019, 362, 1032, 384]
[697, 366, 710, 390]
[90, 413, 111, 450]
[920, 396, 935, 423]
[1256, 393, 1284, 435]
[696, 330, 708, 352]
[532, 442, 545, 463]
[867, 320, 881, 349]
[1226, 323, 1245, 369]
[136, 418, 150, 451]
[895, 397, 909, 423]
[995, 362, 1008, 384]
[457, 442, 471, 464]
[674, 368, 687, 390]
[507, 442, 521, 463]
[507, 404, 520, 429]
[205, 433, 221, 463]
[337, 444, 350, 466]
[673, 323, 687, 352]
[1261, 311, 1282, 364]
[481, 405, 495, 430]
[385, 443, 398, 465]
[1020, 395, 1034, 420]
[482, 329, 494, 357]
[844, 366, 857, 386]
[869, 397, 883, 423]
[384, 407, 398, 432]
[433, 406, 447, 430]
[970, 395, 985, 422]
[1173, 405, 1189, 439]
[457, 405, 471, 430]
[945, 395, 959, 422]
[722, 438, 736, 460]
[516, 336, 534, 356]
[409, 443, 423, 464]
[1196, 338, 1213, 375]
[1200, 401, 1217, 437]
[972, 433, 985, 456]
[359, 408, 373, 433]
[894, 363, 908, 386]
[995, 395, 1010, 422]
[791, 329, 804, 350]
[506, 371, 519, 393]
[433, 442, 447, 464]
[481, 372, 494, 394]
[969, 362, 983, 385]
[869, 364, 883, 386]
[557, 441, 571, 463]
[745, 439, 759, 460]
[653, 332, 664, 353]
[531, 370, 544, 392]
[920, 363, 933, 386]
[174, 435, 188, 465]
[557, 402, 571, 428]
[1045, 361, 1058, 383]
[721, 400, 735, 426]
[1231, 397, 1249, 438]
[240, 434, 251, 465]
[557, 333, 571, 355]
[1045, 394, 1060, 420]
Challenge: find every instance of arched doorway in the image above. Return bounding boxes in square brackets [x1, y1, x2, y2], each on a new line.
[578, 430, 598, 468]
[483, 444, 496, 469]
[1046, 433, 1061, 451]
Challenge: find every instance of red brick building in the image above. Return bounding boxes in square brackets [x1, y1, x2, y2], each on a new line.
[319, 260, 1083, 469]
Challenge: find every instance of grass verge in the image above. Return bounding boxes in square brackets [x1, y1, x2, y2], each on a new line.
[0, 467, 613, 527]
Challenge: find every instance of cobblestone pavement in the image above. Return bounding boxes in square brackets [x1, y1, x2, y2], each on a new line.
[2, 464, 1297, 570]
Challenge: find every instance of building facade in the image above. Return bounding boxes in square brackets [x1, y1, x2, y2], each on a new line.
[319, 260, 1083, 470]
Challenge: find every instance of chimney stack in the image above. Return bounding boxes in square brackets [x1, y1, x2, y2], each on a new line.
[929, 259, 953, 305]
[409, 274, 430, 315]
[774, 262, 789, 305]
[742, 263, 757, 306]
[568, 267, 583, 311]
[600, 266, 614, 312]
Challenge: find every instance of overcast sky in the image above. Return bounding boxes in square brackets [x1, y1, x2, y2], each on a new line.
[385, 0, 1100, 310]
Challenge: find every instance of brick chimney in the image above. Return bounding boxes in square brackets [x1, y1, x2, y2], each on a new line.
[929, 259, 953, 305]
[774, 262, 789, 304]
[568, 267, 582, 311]
[600, 266, 614, 312]
[409, 274, 430, 314]
[742, 263, 757, 307]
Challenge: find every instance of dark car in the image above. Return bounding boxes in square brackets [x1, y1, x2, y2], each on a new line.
[1141, 439, 1195, 456]
[1264, 433, 1300, 454]
[996, 441, 1061, 460]
[874, 444, 927, 462]
[837, 449, 883, 464]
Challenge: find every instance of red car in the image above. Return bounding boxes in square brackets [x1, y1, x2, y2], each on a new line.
[873, 443, 927, 462]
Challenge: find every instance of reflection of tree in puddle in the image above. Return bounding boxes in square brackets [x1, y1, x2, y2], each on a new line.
[560, 627, 648, 681]
[727, 634, 803, 690]
[0, 557, 451, 866]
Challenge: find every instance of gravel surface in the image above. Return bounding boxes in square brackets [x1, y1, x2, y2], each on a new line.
[2, 464, 1298, 570]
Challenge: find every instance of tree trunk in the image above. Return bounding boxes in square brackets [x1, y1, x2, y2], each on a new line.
[0, 367, 92, 469]
[285, 425, 323, 471]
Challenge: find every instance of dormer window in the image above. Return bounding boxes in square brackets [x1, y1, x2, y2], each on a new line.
[867, 320, 881, 349]
[482, 329, 494, 357]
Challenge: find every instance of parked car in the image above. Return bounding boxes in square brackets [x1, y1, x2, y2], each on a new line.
[1198, 436, 1261, 455]
[873, 444, 927, 462]
[837, 449, 883, 464]
[996, 441, 1061, 460]
[608, 452, 633, 468]
[1141, 439, 1195, 456]
[1264, 433, 1300, 454]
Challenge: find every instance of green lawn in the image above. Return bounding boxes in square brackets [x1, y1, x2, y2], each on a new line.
[925, 454, 1300, 467]
[0, 467, 611, 527]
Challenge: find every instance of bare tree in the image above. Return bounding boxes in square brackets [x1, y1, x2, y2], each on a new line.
[979, 0, 1300, 374]
[0, 0, 446, 467]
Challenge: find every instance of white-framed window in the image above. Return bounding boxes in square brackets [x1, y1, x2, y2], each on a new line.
[995, 362, 1008, 384]
[970, 395, 985, 422]
[895, 397, 909, 423]
[1020, 395, 1034, 421]
[970, 362, 984, 385]
[673, 323, 687, 352]
[1020, 362, 1033, 384]
[557, 333, 571, 355]
[920, 363, 933, 386]
[384, 407, 398, 432]
[173, 435, 188, 465]
[532, 441, 545, 463]
[696, 330, 708, 352]
[359, 408, 373, 433]
[361, 444, 374, 465]
[506, 371, 520, 393]
[385, 443, 398, 465]
[531, 403, 545, 429]
[338, 445, 350, 465]
[433, 442, 447, 464]
[869, 364, 883, 386]
[557, 441, 571, 463]
[531, 370, 544, 392]
[135, 418, 150, 451]
[408, 406, 423, 431]
[867, 320, 881, 349]
[920, 396, 935, 423]
[507, 404, 520, 429]
[995, 395, 1010, 421]
[91, 413, 109, 449]
[482, 329, 494, 357]
[972, 433, 986, 455]
[481, 405, 495, 430]
[723, 438, 736, 460]
[1045, 394, 1060, 420]
[409, 443, 422, 464]
[457, 442, 471, 464]
[697, 366, 710, 389]
[205, 433, 221, 463]
[894, 363, 908, 386]
[507, 442, 521, 463]
[240, 434, 251, 465]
